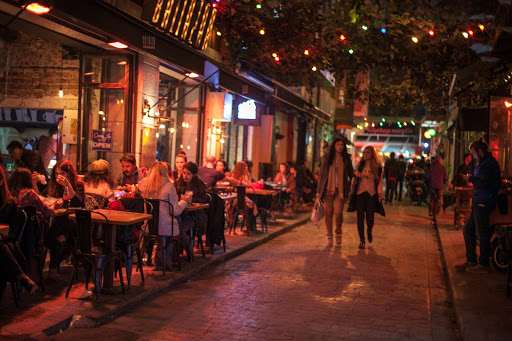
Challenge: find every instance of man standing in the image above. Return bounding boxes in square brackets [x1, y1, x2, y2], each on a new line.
[426, 156, 448, 216]
[455, 139, 500, 273]
[395, 155, 407, 201]
[384, 152, 399, 204]
[117, 153, 143, 186]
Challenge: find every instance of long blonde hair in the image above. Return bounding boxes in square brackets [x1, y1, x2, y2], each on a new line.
[363, 146, 382, 178]
[139, 161, 169, 198]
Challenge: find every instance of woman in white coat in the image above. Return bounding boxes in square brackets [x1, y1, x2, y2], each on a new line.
[139, 162, 191, 267]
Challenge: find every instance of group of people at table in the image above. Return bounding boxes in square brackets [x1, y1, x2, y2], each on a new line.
[0, 149, 315, 297]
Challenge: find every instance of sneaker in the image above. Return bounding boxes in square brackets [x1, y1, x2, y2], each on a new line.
[455, 261, 477, 270]
[465, 264, 489, 273]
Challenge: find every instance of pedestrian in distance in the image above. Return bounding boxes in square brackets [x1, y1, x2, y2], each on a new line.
[455, 139, 500, 273]
[395, 154, 407, 201]
[384, 152, 399, 204]
[426, 156, 448, 217]
[350, 146, 384, 249]
[316, 137, 354, 247]
[451, 153, 472, 188]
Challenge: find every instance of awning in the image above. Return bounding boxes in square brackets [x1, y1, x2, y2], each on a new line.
[49, 0, 207, 75]
[218, 70, 268, 104]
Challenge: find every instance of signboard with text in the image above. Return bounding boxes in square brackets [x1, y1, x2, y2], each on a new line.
[149, 0, 217, 50]
[366, 127, 415, 135]
[91, 130, 113, 151]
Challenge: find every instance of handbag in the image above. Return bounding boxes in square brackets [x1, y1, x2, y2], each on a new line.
[374, 194, 386, 217]
[310, 198, 325, 223]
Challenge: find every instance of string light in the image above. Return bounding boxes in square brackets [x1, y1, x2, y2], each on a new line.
[348, 49, 354, 54]
[371, 123, 375, 127]
[216, 31, 222, 36]
[462, 32, 469, 39]
[312, 66, 317, 71]
[412, 37, 419, 43]
[381, 28, 386, 34]
[361, 25, 368, 31]
[339, 34, 346, 41]
[505, 101, 512, 108]
[272, 53, 277, 57]
[468, 30, 474, 36]
[428, 30, 435, 36]
[379, 122, 383, 126]
[256, 4, 262, 9]
[478, 24, 485, 31]
[259, 29, 265, 35]
[304, 49, 310, 56]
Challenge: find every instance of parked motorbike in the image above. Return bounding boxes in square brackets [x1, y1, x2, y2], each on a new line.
[406, 169, 428, 206]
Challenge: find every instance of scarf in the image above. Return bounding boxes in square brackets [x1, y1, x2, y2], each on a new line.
[327, 155, 344, 199]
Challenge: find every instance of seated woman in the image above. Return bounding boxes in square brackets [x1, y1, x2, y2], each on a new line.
[274, 162, 296, 209]
[226, 161, 258, 228]
[139, 162, 191, 268]
[231, 161, 252, 185]
[175, 162, 207, 256]
[8, 168, 57, 218]
[44, 160, 84, 279]
[83, 159, 115, 209]
[215, 160, 230, 178]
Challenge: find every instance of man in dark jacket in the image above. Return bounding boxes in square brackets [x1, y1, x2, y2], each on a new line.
[384, 152, 399, 204]
[455, 139, 500, 273]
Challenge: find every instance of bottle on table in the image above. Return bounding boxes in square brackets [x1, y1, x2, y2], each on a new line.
[63, 186, 70, 208]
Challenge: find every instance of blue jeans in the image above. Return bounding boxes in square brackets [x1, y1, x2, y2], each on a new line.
[462, 204, 492, 265]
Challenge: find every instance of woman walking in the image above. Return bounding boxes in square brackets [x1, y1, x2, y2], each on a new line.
[351, 146, 384, 249]
[317, 137, 354, 246]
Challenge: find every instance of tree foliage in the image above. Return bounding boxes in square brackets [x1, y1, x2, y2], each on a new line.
[214, 0, 509, 112]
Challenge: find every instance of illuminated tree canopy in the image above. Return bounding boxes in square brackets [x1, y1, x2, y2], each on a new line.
[214, 0, 511, 111]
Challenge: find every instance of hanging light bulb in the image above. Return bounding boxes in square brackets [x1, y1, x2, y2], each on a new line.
[58, 87, 63, 98]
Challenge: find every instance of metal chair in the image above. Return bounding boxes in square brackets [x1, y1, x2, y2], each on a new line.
[229, 186, 256, 235]
[116, 196, 146, 288]
[7, 207, 27, 307]
[65, 209, 125, 303]
[141, 199, 180, 275]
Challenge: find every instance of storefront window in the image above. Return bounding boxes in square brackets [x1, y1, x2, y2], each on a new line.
[79, 55, 131, 175]
[156, 72, 202, 166]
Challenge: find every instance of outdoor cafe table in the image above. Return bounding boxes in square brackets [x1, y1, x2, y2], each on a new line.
[69, 209, 152, 289]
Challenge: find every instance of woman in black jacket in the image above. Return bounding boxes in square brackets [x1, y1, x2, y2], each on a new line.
[316, 137, 354, 247]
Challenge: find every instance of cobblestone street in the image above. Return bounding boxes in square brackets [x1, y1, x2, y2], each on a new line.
[53, 203, 457, 341]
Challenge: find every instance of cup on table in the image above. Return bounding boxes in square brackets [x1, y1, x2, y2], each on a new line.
[185, 190, 193, 197]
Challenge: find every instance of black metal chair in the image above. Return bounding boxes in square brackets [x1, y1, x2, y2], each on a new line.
[13, 206, 45, 293]
[7, 207, 28, 307]
[141, 199, 180, 275]
[229, 186, 257, 235]
[116, 197, 146, 288]
[65, 209, 125, 303]
[206, 192, 226, 255]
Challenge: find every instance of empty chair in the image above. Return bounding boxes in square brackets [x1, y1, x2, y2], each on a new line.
[65, 209, 125, 303]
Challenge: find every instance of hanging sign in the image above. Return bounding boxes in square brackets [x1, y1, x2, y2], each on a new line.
[91, 130, 113, 151]
[150, 0, 217, 51]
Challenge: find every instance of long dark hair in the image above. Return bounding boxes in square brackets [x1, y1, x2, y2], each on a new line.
[47, 160, 83, 198]
[327, 137, 350, 166]
[8, 168, 33, 197]
[175, 162, 207, 201]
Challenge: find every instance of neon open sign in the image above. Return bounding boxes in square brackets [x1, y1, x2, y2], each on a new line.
[150, 0, 217, 51]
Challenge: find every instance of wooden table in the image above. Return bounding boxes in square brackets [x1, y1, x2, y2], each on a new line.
[69, 209, 152, 289]
[185, 203, 209, 211]
[242, 188, 277, 196]
[218, 194, 237, 202]
[52, 207, 82, 217]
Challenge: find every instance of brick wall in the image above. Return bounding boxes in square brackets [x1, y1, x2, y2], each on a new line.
[0, 31, 79, 110]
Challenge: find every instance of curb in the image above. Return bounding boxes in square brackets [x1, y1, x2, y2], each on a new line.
[432, 223, 464, 341]
[35, 217, 310, 336]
